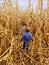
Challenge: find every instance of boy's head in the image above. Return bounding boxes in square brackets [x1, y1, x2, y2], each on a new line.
[26, 26, 30, 32]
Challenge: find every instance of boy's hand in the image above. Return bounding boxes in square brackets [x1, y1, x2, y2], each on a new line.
[19, 43, 22, 47]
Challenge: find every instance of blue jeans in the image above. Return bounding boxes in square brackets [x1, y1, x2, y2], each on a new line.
[23, 42, 29, 53]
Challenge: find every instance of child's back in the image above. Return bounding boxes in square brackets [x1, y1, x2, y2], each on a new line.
[22, 32, 33, 43]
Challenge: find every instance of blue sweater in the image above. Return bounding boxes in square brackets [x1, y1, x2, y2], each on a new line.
[22, 32, 33, 43]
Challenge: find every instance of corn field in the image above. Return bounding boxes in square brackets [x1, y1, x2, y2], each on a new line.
[0, 0, 49, 65]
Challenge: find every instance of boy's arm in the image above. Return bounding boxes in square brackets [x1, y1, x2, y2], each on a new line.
[31, 37, 33, 42]
[21, 37, 23, 41]
[21, 34, 24, 41]
[30, 34, 33, 42]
